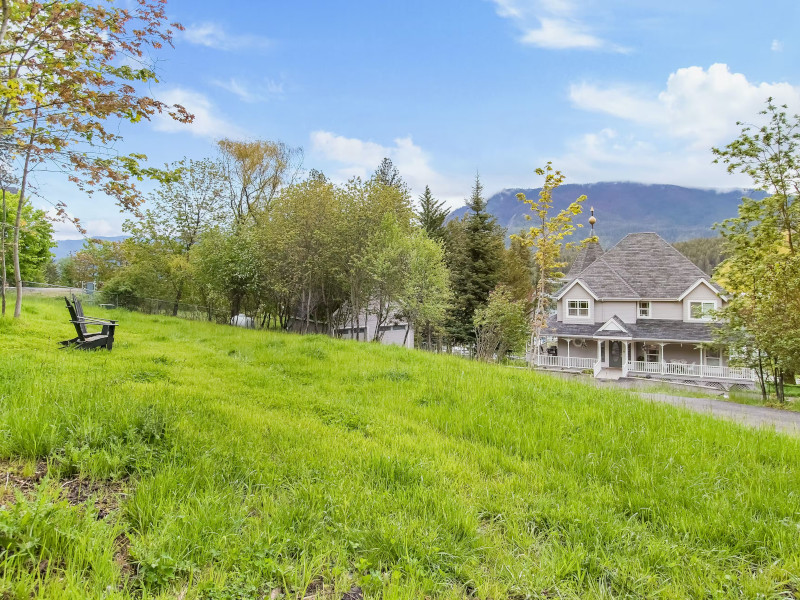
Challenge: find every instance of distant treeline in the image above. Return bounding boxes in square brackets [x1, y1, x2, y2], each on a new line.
[672, 237, 726, 275]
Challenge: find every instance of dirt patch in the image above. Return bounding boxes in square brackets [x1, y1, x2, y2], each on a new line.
[0, 460, 47, 500]
[0, 459, 126, 518]
[59, 476, 126, 518]
[114, 533, 136, 580]
[341, 586, 363, 600]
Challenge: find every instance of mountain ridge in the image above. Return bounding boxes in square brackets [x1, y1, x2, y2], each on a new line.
[449, 182, 760, 245]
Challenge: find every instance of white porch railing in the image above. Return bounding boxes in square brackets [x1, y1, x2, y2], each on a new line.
[627, 360, 756, 381]
[534, 355, 596, 370]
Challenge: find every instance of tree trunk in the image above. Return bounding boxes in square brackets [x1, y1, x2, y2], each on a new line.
[1, 186, 6, 317]
[757, 350, 767, 401]
[172, 283, 183, 317]
[13, 97, 39, 319]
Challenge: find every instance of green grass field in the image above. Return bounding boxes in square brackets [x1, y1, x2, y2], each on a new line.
[2, 296, 800, 599]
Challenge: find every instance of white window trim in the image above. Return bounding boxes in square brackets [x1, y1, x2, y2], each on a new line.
[566, 299, 591, 319]
[688, 300, 716, 321]
[638, 301, 651, 318]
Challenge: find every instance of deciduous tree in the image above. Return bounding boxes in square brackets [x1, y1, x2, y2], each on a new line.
[217, 138, 302, 225]
[512, 163, 591, 364]
[474, 285, 530, 362]
[1, 0, 191, 317]
[712, 99, 800, 401]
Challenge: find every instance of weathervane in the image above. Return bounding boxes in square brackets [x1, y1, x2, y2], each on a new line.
[589, 206, 596, 234]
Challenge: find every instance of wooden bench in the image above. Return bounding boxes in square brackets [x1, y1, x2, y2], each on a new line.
[59, 296, 118, 350]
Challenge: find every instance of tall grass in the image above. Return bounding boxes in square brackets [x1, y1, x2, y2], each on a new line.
[1, 295, 799, 598]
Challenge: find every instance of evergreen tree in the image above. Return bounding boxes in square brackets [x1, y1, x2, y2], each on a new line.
[416, 185, 450, 242]
[373, 157, 408, 194]
[447, 174, 505, 344]
[499, 238, 534, 306]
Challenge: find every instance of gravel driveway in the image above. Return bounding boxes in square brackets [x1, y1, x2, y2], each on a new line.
[639, 393, 800, 435]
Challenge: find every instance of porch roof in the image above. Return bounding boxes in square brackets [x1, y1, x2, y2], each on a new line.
[545, 315, 719, 343]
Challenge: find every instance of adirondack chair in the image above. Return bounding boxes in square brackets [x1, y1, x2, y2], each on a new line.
[59, 296, 118, 350]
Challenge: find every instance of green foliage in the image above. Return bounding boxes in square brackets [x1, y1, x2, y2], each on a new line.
[1, 195, 54, 283]
[513, 164, 592, 359]
[447, 175, 505, 343]
[58, 239, 125, 287]
[2, 296, 800, 598]
[473, 285, 530, 361]
[673, 236, 726, 275]
[416, 185, 450, 243]
[499, 237, 534, 305]
[712, 99, 800, 400]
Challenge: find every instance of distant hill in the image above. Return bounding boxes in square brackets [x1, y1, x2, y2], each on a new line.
[52, 235, 127, 260]
[450, 182, 760, 245]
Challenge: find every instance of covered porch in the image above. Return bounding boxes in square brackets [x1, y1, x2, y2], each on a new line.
[534, 336, 756, 385]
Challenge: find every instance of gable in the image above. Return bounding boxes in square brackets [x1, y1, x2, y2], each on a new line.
[556, 279, 598, 301]
[678, 279, 726, 301]
[596, 316, 629, 333]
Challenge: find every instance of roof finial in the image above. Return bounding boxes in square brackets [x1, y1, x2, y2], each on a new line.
[588, 206, 596, 233]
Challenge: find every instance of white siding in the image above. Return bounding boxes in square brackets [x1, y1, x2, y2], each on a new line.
[682, 282, 722, 322]
[557, 339, 597, 359]
[595, 301, 637, 324]
[338, 311, 414, 348]
[561, 283, 594, 323]
[650, 301, 682, 320]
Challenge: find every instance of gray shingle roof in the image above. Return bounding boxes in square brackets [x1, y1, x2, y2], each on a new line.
[565, 241, 604, 281]
[562, 232, 719, 299]
[546, 315, 719, 343]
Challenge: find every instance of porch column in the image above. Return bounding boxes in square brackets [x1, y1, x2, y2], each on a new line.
[566, 339, 571, 360]
[597, 340, 602, 363]
[700, 346, 704, 378]
[659, 343, 666, 374]
[623, 341, 630, 376]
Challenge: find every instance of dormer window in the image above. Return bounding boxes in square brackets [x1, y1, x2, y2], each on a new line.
[638, 301, 651, 318]
[689, 301, 715, 320]
[567, 300, 589, 318]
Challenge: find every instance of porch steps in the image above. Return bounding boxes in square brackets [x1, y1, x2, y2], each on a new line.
[595, 368, 624, 380]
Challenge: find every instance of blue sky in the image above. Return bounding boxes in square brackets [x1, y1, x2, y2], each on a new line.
[43, 0, 800, 239]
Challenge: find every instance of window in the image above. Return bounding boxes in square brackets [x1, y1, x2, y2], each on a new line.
[689, 301, 715, 320]
[705, 346, 721, 367]
[567, 300, 589, 317]
[644, 345, 659, 363]
[638, 301, 651, 318]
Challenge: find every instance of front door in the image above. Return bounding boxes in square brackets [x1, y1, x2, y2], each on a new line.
[609, 341, 622, 368]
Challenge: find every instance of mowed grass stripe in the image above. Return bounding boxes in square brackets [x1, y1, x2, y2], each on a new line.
[0, 295, 799, 599]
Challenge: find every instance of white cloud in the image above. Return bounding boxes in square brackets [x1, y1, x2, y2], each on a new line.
[152, 88, 247, 140]
[771, 39, 783, 52]
[520, 18, 605, 49]
[46, 208, 123, 241]
[569, 63, 800, 148]
[555, 64, 800, 187]
[310, 131, 465, 207]
[182, 23, 271, 51]
[489, 0, 626, 51]
[211, 77, 284, 103]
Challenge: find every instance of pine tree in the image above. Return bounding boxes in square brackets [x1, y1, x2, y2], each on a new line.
[373, 158, 407, 193]
[416, 185, 450, 242]
[447, 174, 505, 344]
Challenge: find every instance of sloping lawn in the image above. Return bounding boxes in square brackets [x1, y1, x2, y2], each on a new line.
[1, 296, 799, 599]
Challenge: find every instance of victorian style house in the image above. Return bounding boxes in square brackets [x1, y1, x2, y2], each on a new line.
[535, 232, 755, 390]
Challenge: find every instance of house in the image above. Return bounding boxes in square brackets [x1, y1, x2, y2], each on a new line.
[287, 300, 414, 349]
[335, 304, 414, 349]
[535, 232, 755, 390]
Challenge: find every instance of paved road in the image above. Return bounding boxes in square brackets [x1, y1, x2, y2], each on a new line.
[639, 393, 800, 435]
